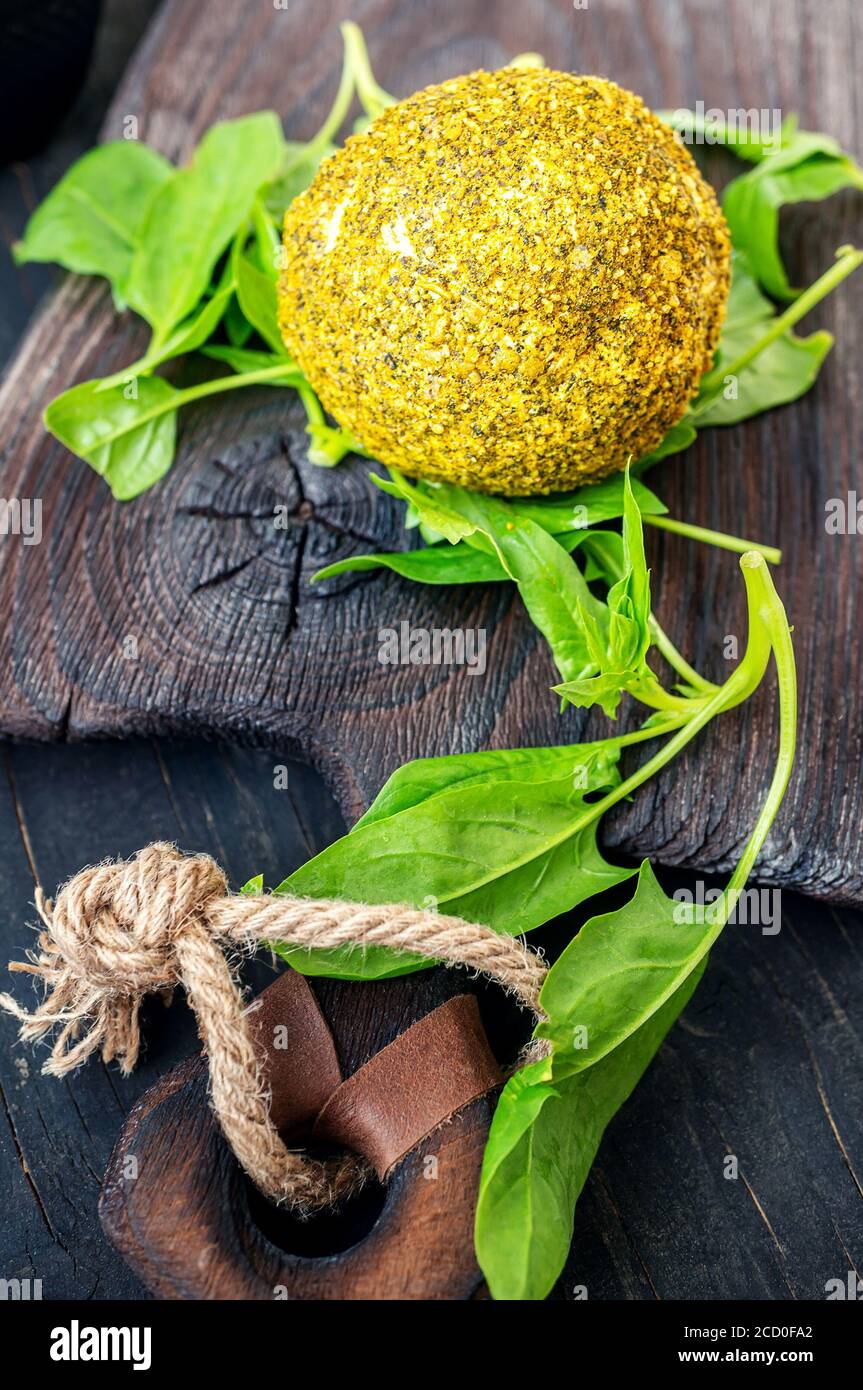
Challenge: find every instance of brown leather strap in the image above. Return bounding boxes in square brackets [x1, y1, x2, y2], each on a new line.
[247, 967, 343, 1135]
[312, 995, 502, 1177]
[248, 971, 501, 1175]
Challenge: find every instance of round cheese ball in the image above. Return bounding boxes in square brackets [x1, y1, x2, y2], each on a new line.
[279, 67, 730, 495]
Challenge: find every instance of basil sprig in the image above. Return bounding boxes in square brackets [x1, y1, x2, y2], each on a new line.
[14, 23, 386, 496]
[476, 550, 796, 1299]
[272, 491, 797, 1301]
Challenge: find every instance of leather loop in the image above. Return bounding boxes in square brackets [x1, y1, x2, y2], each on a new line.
[247, 968, 343, 1135]
[312, 995, 503, 1177]
[102, 971, 500, 1298]
[248, 971, 501, 1177]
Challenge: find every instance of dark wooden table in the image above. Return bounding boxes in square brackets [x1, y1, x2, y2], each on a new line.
[0, 0, 861, 1301]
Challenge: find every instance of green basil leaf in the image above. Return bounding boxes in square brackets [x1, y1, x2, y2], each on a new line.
[636, 418, 698, 466]
[373, 478, 617, 685]
[13, 141, 173, 298]
[370, 472, 495, 549]
[142, 283, 235, 364]
[271, 743, 633, 981]
[692, 252, 833, 427]
[555, 469, 651, 716]
[493, 472, 667, 534]
[722, 134, 863, 299]
[224, 293, 255, 346]
[657, 107, 797, 162]
[250, 195, 281, 278]
[45, 376, 178, 500]
[97, 282, 236, 388]
[353, 740, 624, 829]
[425, 487, 611, 684]
[405, 472, 665, 536]
[311, 529, 593, 586]
[537, 860, 716, 1077]
[125, 112, 286, 338]
[607, 468, 651, 664]
[316, 471, 665, 610]
[573, 531, 624, 589]
[234, 245, 287, 354]
[475, 960, 706, 1300]
[313, 542, 510, 586]
[479, 518, 605, 683]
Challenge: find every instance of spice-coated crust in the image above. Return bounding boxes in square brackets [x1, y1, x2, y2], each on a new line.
[279, 67, 731, 495]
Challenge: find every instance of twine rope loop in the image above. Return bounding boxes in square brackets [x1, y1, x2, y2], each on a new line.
[0, 842, 548, 1212]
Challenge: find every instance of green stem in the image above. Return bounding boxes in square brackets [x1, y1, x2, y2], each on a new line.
[287, 29, 357, 169]
[297, 382, 325, 427]
[610, 554, 795, 945]
[97, 291, 237, 390]
[426, 685, 750, 915]
[604, 715, 689, 747]
[79, 364, 302, 450]
[722, 554, 797, 911]
[565, 557, 776, 839]
[694, 245, 863, 410]
[644, 512, 781, 565]
[535, 556, 795, 1084]
[341, 21, 395, 119]
[648, 616, 719, 694]
[173, 364, 302, 404]
[629, 673, 708, 714]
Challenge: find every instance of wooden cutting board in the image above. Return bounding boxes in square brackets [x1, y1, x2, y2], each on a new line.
[0, 0, 861, 903]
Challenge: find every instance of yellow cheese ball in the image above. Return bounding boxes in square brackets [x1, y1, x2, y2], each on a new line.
[279, 67, 730, 495]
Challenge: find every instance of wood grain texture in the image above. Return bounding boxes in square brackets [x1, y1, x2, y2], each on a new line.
[0, 0, 861, 901]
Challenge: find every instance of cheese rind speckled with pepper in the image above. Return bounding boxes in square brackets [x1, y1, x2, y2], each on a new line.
[279, 66, 731, 495]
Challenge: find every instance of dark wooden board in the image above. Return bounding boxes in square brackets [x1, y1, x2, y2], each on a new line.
[1, 0, 862, 1305]
[2, 737, 862, 1299]
[0, 0, 862, 901]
